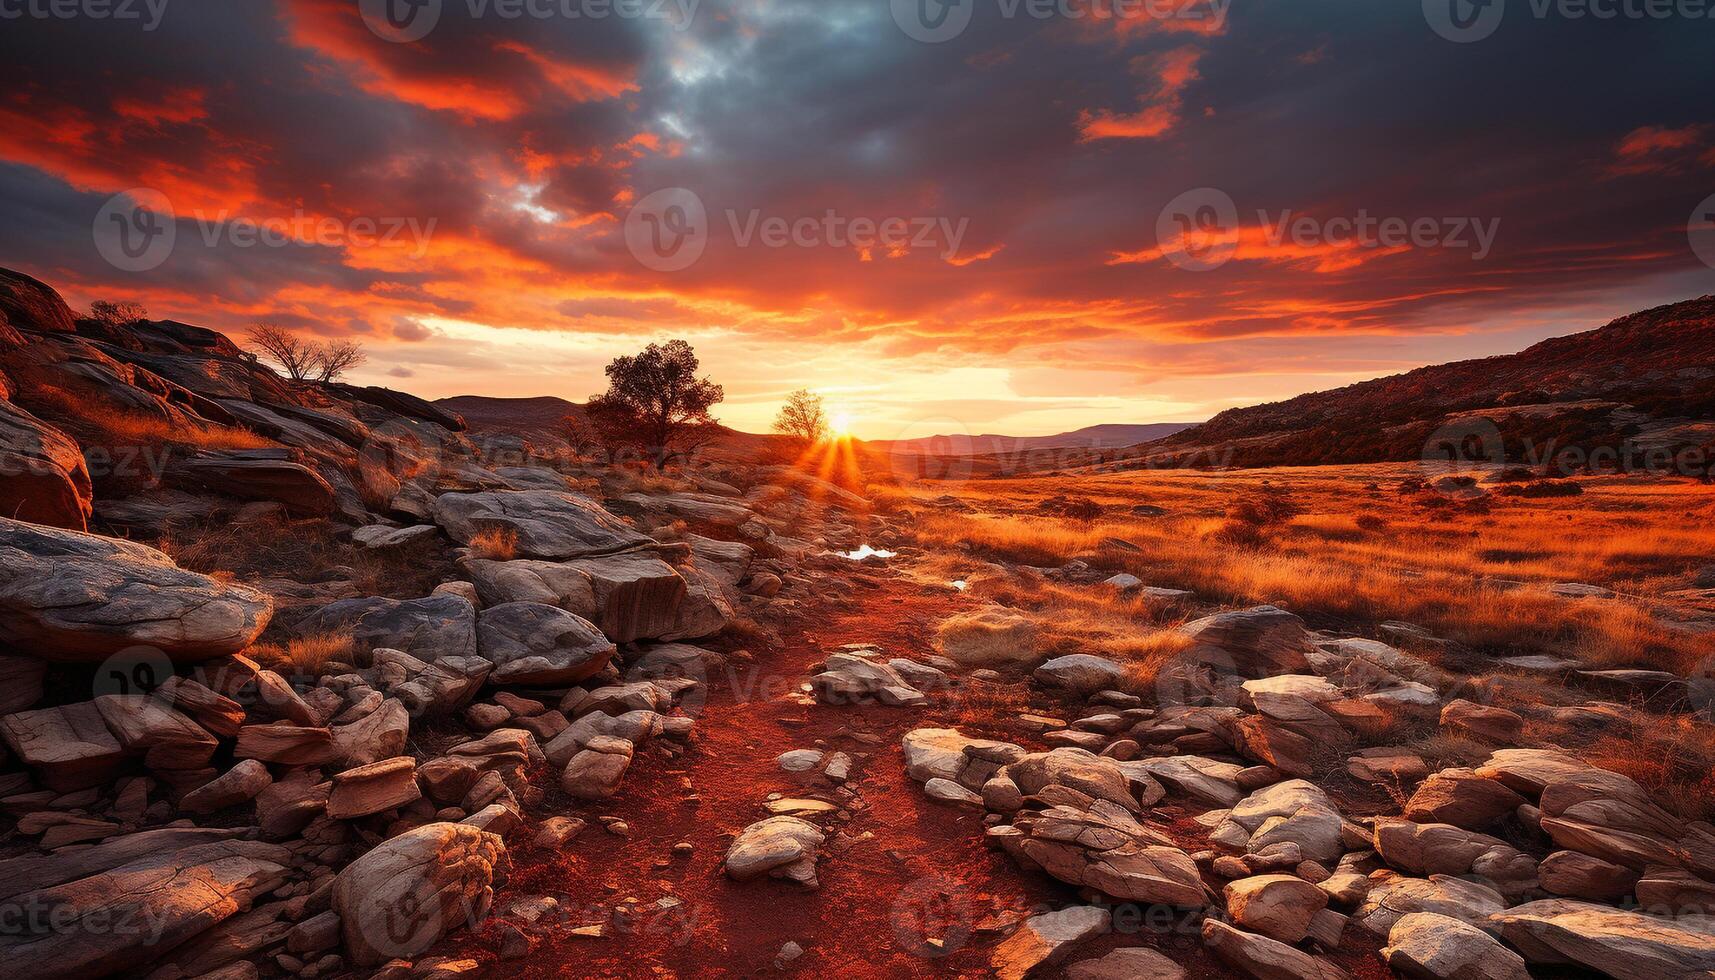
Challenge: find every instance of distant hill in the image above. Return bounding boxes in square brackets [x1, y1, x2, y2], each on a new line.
[1142, 296, 1715, 470]
[436, 395, 584, 437]
[874, 422, 1197, 456]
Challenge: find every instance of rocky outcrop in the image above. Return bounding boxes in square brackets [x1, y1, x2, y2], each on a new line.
[1180, 605, 1314, 676]
[0, 517, 272, 662]
[164, 449, 337, 515]
[476, 602, 615, 685]
[433, 489, 655, 560]
[0, 400, 92, 530]
[996, 800, 1207, 906]
[333, 822, 509, 966]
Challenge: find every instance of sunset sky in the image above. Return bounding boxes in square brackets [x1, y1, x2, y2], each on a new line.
[1, 0, 1712, 439]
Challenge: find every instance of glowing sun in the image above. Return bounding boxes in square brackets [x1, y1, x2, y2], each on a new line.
[829, 410, 855, 439]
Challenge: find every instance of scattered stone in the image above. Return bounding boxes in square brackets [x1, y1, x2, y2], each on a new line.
[724, 816, 825, 888]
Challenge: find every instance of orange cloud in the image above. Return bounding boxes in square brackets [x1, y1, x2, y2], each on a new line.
[1078, 46, 1202, 141]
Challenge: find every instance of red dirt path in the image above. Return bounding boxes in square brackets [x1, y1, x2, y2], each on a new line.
[451, 560, 1393, 979]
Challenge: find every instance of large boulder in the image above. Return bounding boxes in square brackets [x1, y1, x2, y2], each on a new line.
[1225, 874, 1329, 943]
[296, 594, 476, 662]
[1382, 912, 1531, 980]
[476, 602, 615, 685]
[0, 518, 272, 662]
[1354, 873, 1509, 936]
[1180, 605, 1314, 676]
[0, 835, 292, 977]
[0, 267, 77, 333]
[333, 822, 509, 966]
[433, 490, 654, 560]
[558, 554, 687, 643]
[464, 558, 598, 615]
[1490, 899, 1715, 980]
[1033, 654, 1126, 695]
[1371, 818, 1537, 898]
[164, 450, 336, 515]
[1404, 767, 1527, 830]
[1213, 779, 1345, 864]
[0, 400, 92, 530]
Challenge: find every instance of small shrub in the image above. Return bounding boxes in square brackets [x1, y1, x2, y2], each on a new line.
[248, 632, 353, 676]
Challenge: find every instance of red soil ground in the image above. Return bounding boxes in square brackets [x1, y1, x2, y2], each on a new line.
[450, 563, 1395, 979]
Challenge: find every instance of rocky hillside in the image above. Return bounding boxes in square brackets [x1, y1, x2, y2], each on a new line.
[0, 267, 875, 976]
[1144, 297, 1715, 469]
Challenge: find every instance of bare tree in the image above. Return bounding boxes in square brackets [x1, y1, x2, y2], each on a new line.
[313, 338, 367, 383]
[773, 388, 829, 446]
[249, 322, 319, 381]
[88, 300, 148, 328]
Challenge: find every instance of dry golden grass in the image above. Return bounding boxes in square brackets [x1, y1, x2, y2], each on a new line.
[896, 463, 1715, 674]
[24, 381, 275, 452]
[248, 632, 354, 675]
[467, 526, 519, 561]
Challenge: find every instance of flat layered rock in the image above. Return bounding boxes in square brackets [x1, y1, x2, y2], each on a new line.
[0, 837, 292, 977]
[327, 756, 422, 819]
[1126, 755, 1247, 807]
[165, 451, 335, 515]
[0, 701, 124, 791]
[334, 822, 509, 966]
[1006, 800, 1207, 906]
[0, 517, 272, 662]
[1202, 919, 1351, 980]
[1225, 874, 1329, 943]
[1354, 873, 1508, 935]
[434, 489, 654, 560]
[234, 723, 336, 766]
[557, 554, 687, 643]
[1404, 767, 1527, 829]
[94, 694, 220, 771]
[1490, 899, 1715, 980]
[477, 602, 615, 685]
[465, 558, 598, 615]
[180, 759, 273, 814]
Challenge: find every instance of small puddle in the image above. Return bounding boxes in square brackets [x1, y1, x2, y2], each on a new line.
[840, 544, 897, 561]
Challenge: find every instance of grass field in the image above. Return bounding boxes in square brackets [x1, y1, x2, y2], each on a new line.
[880, 463, 1715, 674]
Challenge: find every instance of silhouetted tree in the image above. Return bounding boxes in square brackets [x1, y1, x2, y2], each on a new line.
[250, 322, 366, 384]
[88, 300, 148, 328]
[313, 338, 367, 383]
[585, 340, 724, 467]
[773, 388, 828, 447]
[250, 322, 318, 381]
